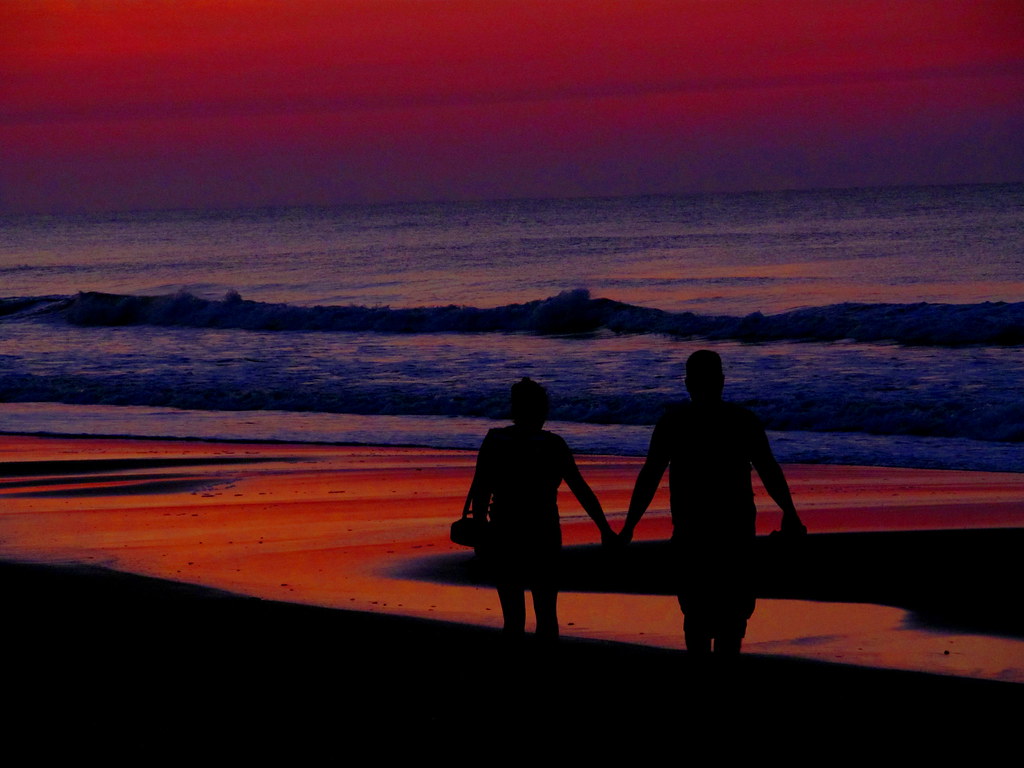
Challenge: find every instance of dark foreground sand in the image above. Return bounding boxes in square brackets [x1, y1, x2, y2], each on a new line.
[3, 559, 1018, 751]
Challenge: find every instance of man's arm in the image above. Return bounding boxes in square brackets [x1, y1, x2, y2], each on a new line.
[620, 425, 670, 544]
[751, 430, 806, 535]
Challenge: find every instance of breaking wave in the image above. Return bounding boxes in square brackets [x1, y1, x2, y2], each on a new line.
[4, 289, 1023, 347]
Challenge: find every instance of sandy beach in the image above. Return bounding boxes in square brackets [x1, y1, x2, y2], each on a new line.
[2, 433, 1021, 743]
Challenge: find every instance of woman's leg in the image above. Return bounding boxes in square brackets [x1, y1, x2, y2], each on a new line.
[497, 582, 526, 637]
[532, 587, 558, 641]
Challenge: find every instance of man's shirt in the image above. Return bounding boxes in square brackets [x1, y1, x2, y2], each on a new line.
[649, 400, 770, 542]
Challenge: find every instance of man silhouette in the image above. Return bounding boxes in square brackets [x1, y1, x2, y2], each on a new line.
[619, 350, 805, 656]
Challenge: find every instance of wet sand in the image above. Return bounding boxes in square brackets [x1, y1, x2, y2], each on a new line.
[1, 434, 1021, 743]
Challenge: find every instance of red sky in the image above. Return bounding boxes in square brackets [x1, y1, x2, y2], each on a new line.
[2, 0, 1022, 213]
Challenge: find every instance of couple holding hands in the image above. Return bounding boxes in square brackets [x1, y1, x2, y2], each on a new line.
[467, 350, 806, 656]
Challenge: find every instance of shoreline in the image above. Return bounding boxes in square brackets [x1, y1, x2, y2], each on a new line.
[2, 432, 1023, 688]
[4, 400, 1024, 473]
[0, 427, 439, 450]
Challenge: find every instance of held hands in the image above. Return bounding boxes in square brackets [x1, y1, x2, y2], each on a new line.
[776, 511, 807, 538]
[599, 523, 631, 550]
[613, 521, 634, 547]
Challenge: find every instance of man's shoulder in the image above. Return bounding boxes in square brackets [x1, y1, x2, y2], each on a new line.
[656, 400, 763, 431]
[723, 400, 760, 420]
[717, 402, 764, 434]
[656, 401, 689, 424]
[657, 399, 756, 416]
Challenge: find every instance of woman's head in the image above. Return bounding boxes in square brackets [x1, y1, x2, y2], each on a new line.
[511, 377, 549, 429]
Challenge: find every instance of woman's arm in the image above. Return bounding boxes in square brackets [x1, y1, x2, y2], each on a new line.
[563, 452, 616, 544]
[468, 432, 494, 520]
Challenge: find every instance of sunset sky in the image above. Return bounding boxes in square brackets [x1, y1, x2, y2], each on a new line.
[2, 0, 1022, 213]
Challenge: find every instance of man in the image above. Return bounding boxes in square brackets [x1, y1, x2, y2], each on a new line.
[619, 350, 806, 656]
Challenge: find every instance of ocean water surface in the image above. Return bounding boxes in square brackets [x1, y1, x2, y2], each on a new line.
[2, 183, 1022, 472]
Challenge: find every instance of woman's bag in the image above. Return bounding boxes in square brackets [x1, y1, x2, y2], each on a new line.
[450, 489, 485, 547]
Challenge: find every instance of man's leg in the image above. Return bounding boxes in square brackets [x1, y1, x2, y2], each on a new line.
[712, 634, 743, 656]
[680, 601, 712, 655]
[711, 612, 747, 656]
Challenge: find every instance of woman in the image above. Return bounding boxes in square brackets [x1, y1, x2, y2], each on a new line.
[468, 377, 615, 641]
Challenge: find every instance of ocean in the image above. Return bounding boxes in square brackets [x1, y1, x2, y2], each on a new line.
[2, 182, 1022, 472]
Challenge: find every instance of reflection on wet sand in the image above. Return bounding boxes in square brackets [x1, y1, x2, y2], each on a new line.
[1, 434, 1021, 682]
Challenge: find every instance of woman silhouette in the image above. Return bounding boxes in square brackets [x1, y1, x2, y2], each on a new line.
[468, 377, 615, 641]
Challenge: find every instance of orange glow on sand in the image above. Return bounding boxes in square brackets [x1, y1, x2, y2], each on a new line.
[2, 434, 1022, 682]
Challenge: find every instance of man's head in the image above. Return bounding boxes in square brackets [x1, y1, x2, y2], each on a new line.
[511, 376, 549, 429]
[685, 349, 725, 403]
